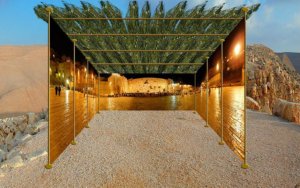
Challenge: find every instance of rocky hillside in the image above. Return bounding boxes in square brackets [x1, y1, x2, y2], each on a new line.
[277, 52, 300, 73]
[247, 44, 300, 123]
[276, 53, 296, 72]
[0, 112, 47, 169]
[287, 53, 300, 73]
[0, 46, 47, 118]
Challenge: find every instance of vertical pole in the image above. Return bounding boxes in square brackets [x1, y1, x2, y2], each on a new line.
[45, 6, 53, 169]
[86, 57, 90, 128]
[194, 73, 196, 111]
[71, 39, 77, 145]
[242, 7, 249, 169]
[98, 72, 100, 113]
[219, 39, 225, 145]
[205, 57, 209, 128]
[94, 73, 96, 114]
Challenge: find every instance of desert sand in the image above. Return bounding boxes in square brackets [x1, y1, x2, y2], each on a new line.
[0, 110, 299, 187]
[0, 46, 47, 118]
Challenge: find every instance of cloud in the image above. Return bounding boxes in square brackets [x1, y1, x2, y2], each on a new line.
[189, 0, 244, 8]
[264, 0, 300, 4]
[287, 12, 300, 29]
[263, 6, 273, 20]
[245, 0, 261, 5]
[210, 0, 227, 7]
[247, 0, 300, 52]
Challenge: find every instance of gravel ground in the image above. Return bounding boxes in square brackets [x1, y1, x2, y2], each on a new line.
[0, 110, 299, 187]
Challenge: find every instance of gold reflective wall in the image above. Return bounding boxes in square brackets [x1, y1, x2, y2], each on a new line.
[198, 19, 245, 160]
[49, 18, 97, 164]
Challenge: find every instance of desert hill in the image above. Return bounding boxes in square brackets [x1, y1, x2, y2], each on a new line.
[276, 52, 300, 73]
[0, 46, 47, 118]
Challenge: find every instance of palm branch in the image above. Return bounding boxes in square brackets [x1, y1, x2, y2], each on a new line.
[34, 1, 260, 74]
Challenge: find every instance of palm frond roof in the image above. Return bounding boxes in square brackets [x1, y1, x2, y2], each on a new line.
[34, 1, 260, 74]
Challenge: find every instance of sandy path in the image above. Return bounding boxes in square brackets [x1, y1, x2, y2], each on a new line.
[0, 110, 299, 187]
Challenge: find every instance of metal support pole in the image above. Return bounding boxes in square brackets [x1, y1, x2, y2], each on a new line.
[242, 7, 249, 169]
[194, 73, 196, 112]
[86, 57, 90, 128]
[71, 39, 77, 145]
[205, 57, 209, 128]
[94, 74, 96, 114]
[219, 39, 225, 145]
[98, 72, 100, 113]
[45, 6, 53, 170]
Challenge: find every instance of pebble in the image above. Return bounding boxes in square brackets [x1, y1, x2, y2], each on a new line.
[0, 155, 24, 169]
[0, 110, 300, 187]
[26, 149, 47, 161]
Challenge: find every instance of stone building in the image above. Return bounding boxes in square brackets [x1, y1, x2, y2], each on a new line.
[108, 74, 128, 95]
[50, 54, 99, 95]
[105, 74, 194, 95]
[128, 78, 171, 93]
[101, 74, 195, 95]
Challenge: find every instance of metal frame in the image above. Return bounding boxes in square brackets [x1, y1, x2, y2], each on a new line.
[81, 50, 214, 52]
[68, 33, 228, 37]
[86, 58, 90, 128]
[93, 63, 202, 74]
[92, 63, 203, 66]
[45, 6, 53, 170]
[99, 72, 197, 75]
[71, 39, 77, 145]
[98, 72, 100, 114]
[219, 39, 225, 146]
[46, 6, 250, 170]
[194, 73, 197, 111]
[205, 57, 209, 128]
[54, 17, 243, 20]
[93, 74, 96, 117]
[242, 7, 249, 169]
[61, 19, 232, 75]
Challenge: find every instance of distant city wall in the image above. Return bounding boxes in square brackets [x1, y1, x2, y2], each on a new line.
[105, 74, 193, 95]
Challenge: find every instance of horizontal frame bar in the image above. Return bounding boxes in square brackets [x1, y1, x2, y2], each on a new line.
[82, 50, 213, 52]
[98, 72, 197, 74]
[68, 33, 227, 37]
[54, 17, 243, 21]
[92, 63, 203, 66]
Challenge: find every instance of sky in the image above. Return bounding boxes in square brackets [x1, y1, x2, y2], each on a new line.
[0, 0, 299, 52]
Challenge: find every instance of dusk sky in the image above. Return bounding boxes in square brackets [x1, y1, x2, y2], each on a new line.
[0, 0, 299, 52]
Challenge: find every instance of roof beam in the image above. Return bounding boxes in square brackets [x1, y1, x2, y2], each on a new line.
[91, 63, 203, 66]
[68, 33, 228, 37]
[98, 72, 197, 74]
[53, 17, 243, 20]
[81, 50, 214, 52]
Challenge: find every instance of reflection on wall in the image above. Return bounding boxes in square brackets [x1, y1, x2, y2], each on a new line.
[197, 19, 245, 160]
[108, 74, 128, 94]
[223, 19, 245, 86]
[50, 54, 98, 95]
